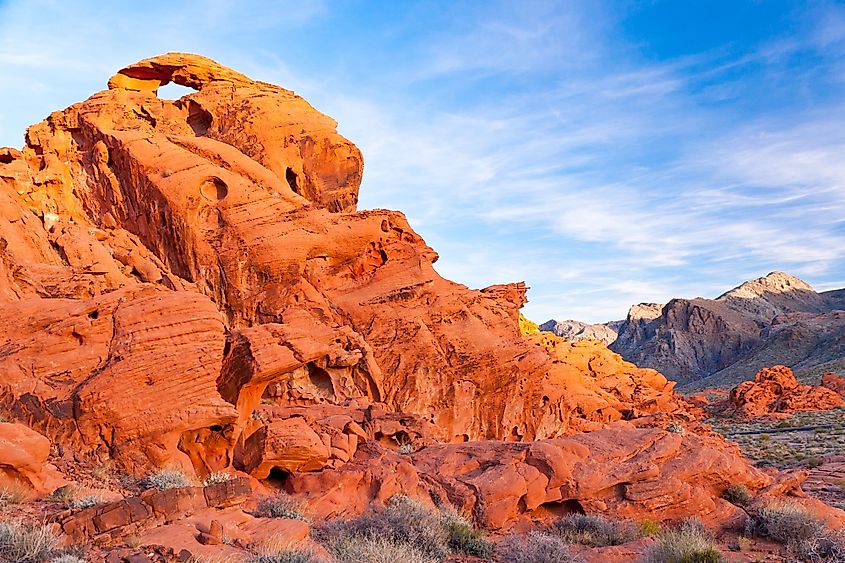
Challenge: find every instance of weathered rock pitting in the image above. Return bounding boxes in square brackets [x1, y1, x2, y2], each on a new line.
[0, 54, 838, 551]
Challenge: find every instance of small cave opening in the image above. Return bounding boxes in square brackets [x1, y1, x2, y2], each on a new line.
[307, 363, 334, 397]
[535, 498, 585, 519]
[186, 101, 213, 136]
[267, 467, 291, 489]
[0, 154, 14, 164]
[88, 310, 99, 320]
[209, 424, 224, 432]
[285, 167, 299, 195]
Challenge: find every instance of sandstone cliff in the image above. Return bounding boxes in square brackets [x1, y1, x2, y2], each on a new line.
[0, 54, 836, 559]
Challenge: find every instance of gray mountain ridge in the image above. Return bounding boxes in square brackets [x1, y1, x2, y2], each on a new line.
[540, 272, 845, 390]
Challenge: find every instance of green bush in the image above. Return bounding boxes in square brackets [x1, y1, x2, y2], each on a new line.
[0, 520, 60, 563]
[500, 532, 578, 563]
[440, 511, 494, 558]
[805, 457, 825, 468]
[255, 493, 310, 522]
[140, 469, 193, 490]
[554, 513, 639, 547]
[644, 518, 723, 563]
[721, 484, 752, 506]
[640, 519, 661, 536]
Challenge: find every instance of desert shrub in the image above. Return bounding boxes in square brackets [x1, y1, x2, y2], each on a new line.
[805, 457, 825, 468]
[255, 493, 310, 522]
[745, 502, 823, 546]
[644, 518, 723, 563]
[792, 526, 845, 562]
[440, 511, 494, 557]
[554, 513, 638, 547]
[0, 520, 60, 563]
[640, 519, 661, 536]
[50, 556, 87, 563]
[247, 548, 316, 563]
[666, 423, 685, 434]
[0, 482, 29, 506]
[318, 495, 448, 561]
[499, 532, 578, 563]
[327, 535, 435, 563]
[721, 484, 752, 506]
[203, 472, 234, 486]
[397, 443, 414, 455]
[49, 485, 76, 504]
[744, 502, 845, 560]
[140, 469, 192, 490]
[734, 535, 751, 552]
[68, 495, 103, 510]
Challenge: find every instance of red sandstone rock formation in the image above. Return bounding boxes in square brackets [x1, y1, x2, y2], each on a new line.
[288, 425, 775, 529]
[0, 422, 66, 496]
[728, 365, 845, 418]
[0, 54, 839, 557]
[0, 53, 698, 476]
[822, 372, 845, 398]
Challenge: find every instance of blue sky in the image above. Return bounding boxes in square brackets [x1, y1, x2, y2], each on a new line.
[2, 1, 845, 323]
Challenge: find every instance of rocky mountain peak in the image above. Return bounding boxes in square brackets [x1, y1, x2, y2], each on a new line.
[718, 271, 816, 301]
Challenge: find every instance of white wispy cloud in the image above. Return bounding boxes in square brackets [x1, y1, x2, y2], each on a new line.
[2, 0, 845, 323]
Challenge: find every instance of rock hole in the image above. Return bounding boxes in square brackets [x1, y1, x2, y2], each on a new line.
[200, 177, 228, 201]
[0, 154, 14, 164]
[157, 82, 196, 101]
[209, 424, 223, 432]
[88, 310, 99, 320]
[285, 167, 299, 195]
[307, 364, 334, 397]
[537, 499, 585, 518]
[186, 101, 212, 136]
[267, 467, 291, 489]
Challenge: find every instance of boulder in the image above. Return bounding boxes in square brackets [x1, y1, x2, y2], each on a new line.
[728, 365, 845, 418]
[0, 422, 65, 496]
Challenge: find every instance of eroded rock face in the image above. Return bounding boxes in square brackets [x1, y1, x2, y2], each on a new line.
[727, 365, 845, 418]
[0, 53, 810, 535]
[287, 425, 776, 530]
[0, 53, 707, 478]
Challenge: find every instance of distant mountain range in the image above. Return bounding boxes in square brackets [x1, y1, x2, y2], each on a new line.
[540, 272, 845, 390]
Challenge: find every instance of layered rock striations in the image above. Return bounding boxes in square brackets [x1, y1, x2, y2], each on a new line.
[0, 54, 829, 541]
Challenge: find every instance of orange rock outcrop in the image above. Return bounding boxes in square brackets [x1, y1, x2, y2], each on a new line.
[822, 372, 845, 398]
[0, 54, 827, 534]
[728, 365, 845, 418]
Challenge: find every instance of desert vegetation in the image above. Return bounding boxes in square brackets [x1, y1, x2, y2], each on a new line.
[644, 518, 722, 563]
